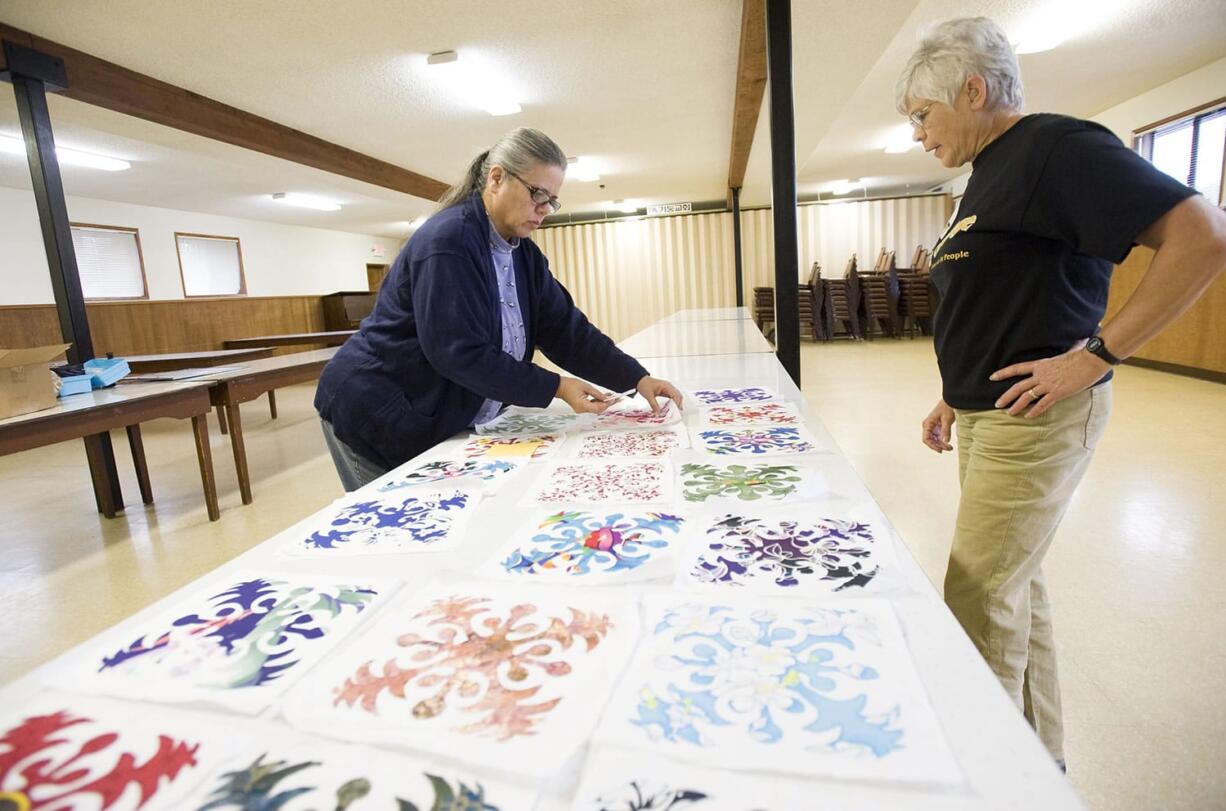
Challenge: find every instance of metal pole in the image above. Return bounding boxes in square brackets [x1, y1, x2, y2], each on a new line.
[765, 0, 800, 385]
[732, 187, 745, 308]
[3, 40, 123, 514]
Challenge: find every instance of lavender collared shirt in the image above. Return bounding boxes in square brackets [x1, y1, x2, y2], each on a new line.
[471, 222, 528, 426]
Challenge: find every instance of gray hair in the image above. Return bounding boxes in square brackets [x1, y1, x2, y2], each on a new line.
[895, 17, 1024, 115]
[435, 127, 568, 210]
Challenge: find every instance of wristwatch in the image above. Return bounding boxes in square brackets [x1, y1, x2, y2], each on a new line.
[1086, 336, 1122, 366]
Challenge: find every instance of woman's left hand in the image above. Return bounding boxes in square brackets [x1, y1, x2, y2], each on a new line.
[636, 376, 684, 414]
[990, 341, 1111, 418]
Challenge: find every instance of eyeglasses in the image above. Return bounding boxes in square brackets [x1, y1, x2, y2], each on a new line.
[908, 102, 936, 130]
[505, 170, 562, 213]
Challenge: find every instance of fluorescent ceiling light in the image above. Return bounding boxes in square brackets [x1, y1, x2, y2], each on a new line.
[271, 192, 341, 211]
[610, 199, 638, 214]
[884, 123, 919, 153]
[1013, 33, 1064, 54]
[1010, 0, 1129, 55]
[426, 50, 522, 117]
[830, 179, 862, 196]
[567, 156, 601, 182]
[0, 134, 130, 171]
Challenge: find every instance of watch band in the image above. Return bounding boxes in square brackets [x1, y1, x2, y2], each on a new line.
[1086, 336, 1121, 366]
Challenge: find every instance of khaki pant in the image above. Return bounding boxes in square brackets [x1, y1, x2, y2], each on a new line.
[945, 382, 1112, 762]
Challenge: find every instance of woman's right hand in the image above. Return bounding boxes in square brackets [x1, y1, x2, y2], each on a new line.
[921, 398, 955, 453]
[556, 376, 615, 414]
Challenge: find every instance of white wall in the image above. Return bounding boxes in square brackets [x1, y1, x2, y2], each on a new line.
[1092, 55, 1226, 143]
[0, 186, 399, 305]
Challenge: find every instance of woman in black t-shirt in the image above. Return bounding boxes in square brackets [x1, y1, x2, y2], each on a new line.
[895, 16, 1226, 767]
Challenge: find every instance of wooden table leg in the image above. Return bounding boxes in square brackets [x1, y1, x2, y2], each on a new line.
[224, 399, 253, 505]
[216, 403, 228, 435]
[125, 424, 154, 504]
[83, 433, 123, 517]
[267, 390, 277, 420]
[191, 414, 221, 521]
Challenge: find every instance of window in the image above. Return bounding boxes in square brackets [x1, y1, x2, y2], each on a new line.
[175, 233, 247, 297]
[69, 224, 148, 300]
[1135, 98, 1226, 206]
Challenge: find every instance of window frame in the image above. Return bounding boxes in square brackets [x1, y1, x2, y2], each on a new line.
[68, 221, 150, 301]
[173, 231, 248, 298]
[1133, 95, 1226, 206]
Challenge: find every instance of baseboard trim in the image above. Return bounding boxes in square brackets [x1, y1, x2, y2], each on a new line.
[1123, 357, 1226, 384]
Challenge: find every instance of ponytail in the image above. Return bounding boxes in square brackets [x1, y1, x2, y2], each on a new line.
[435, 149, 490, 211]
[433, 128, 567, 213]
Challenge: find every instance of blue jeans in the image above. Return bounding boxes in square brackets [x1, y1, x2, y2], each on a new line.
[320, 419, 389, 492]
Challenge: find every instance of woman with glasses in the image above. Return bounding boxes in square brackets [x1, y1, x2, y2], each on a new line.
[316, 127, 682, 490]
[898, 18, 1225, 768]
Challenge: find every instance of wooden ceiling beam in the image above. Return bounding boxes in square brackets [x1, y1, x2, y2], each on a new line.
[727, 0, 767, 203]
[0, 23, 449, 201]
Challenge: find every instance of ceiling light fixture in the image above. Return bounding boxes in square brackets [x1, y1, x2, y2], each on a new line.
[610, 199, 638, 214]
[830, 179, 862, 196]
[567, 156, 601, 182]
[426, 50, 522, 117]
[271, 192, 342, 211]
[1013, 33, 1064, 55]
[0, 134, 131, 171]
[884, 123, 919, 153]
[1010, 0, 1130, 55]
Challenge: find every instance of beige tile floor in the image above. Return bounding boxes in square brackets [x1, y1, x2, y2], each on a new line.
[0, 339, 1222, 810]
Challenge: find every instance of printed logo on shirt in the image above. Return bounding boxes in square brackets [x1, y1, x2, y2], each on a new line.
[931, 214, 977, 269]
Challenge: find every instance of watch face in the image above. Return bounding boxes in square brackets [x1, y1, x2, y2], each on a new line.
[1087, 336, 1103, 352]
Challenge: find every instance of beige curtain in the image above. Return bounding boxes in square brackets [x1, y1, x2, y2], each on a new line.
[535, 194, 948, 341]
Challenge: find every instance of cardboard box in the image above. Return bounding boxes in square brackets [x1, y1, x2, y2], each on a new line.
[0, 344, 69, 420]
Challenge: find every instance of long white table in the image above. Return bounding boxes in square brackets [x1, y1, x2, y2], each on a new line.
[620, 315, 773, 359]
[657, 306, 752, 324]
[0, 324, 1082, 810]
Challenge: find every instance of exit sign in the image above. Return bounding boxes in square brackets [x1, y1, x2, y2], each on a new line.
[646, 202, 692, 216]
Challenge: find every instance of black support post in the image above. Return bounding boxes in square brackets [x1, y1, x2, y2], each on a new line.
[765, 0, 801, 386]
[732, 187, 745, 308]
[2, 40, 123, 514]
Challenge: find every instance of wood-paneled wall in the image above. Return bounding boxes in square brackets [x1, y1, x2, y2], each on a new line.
[1106, 246, 1226, 374]
[0, 296, 326, 356]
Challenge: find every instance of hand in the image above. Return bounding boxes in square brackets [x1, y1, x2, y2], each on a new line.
[921, 398, 955, 453]
[556, 376, 615, 414]
[636, 375, 684, 414]
[990, 341, 1110, 418]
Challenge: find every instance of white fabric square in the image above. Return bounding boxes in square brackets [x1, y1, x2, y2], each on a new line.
[525, 460, 674, 505]
[41, 571, 398, 714]
[476, 507, 688, 583]
[573, 425, 689, 458]
[672, 501, 906, 596]
[595, 595, 963, 786]
[279, 489, 481, 557]
[280, 582, 639, 780]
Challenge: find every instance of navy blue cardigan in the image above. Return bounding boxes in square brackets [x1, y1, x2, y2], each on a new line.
[315, 195, 649, 469]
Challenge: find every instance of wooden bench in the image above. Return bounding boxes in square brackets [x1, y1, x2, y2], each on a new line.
[223, 330, 354, 350]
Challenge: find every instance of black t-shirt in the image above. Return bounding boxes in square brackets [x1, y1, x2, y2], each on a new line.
[930, 113, 1196, 410]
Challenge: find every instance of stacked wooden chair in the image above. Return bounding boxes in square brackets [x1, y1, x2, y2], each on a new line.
[752, 286, 776, 340]
[752, 263, 825, 344]
[857, 248, 903, 339]
[898, 245, 935, 337]
[822, 254, 862, 340]
[799, 261, 825, 341]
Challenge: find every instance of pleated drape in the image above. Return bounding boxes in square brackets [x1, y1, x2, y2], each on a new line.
[534, 195, 947, 340]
